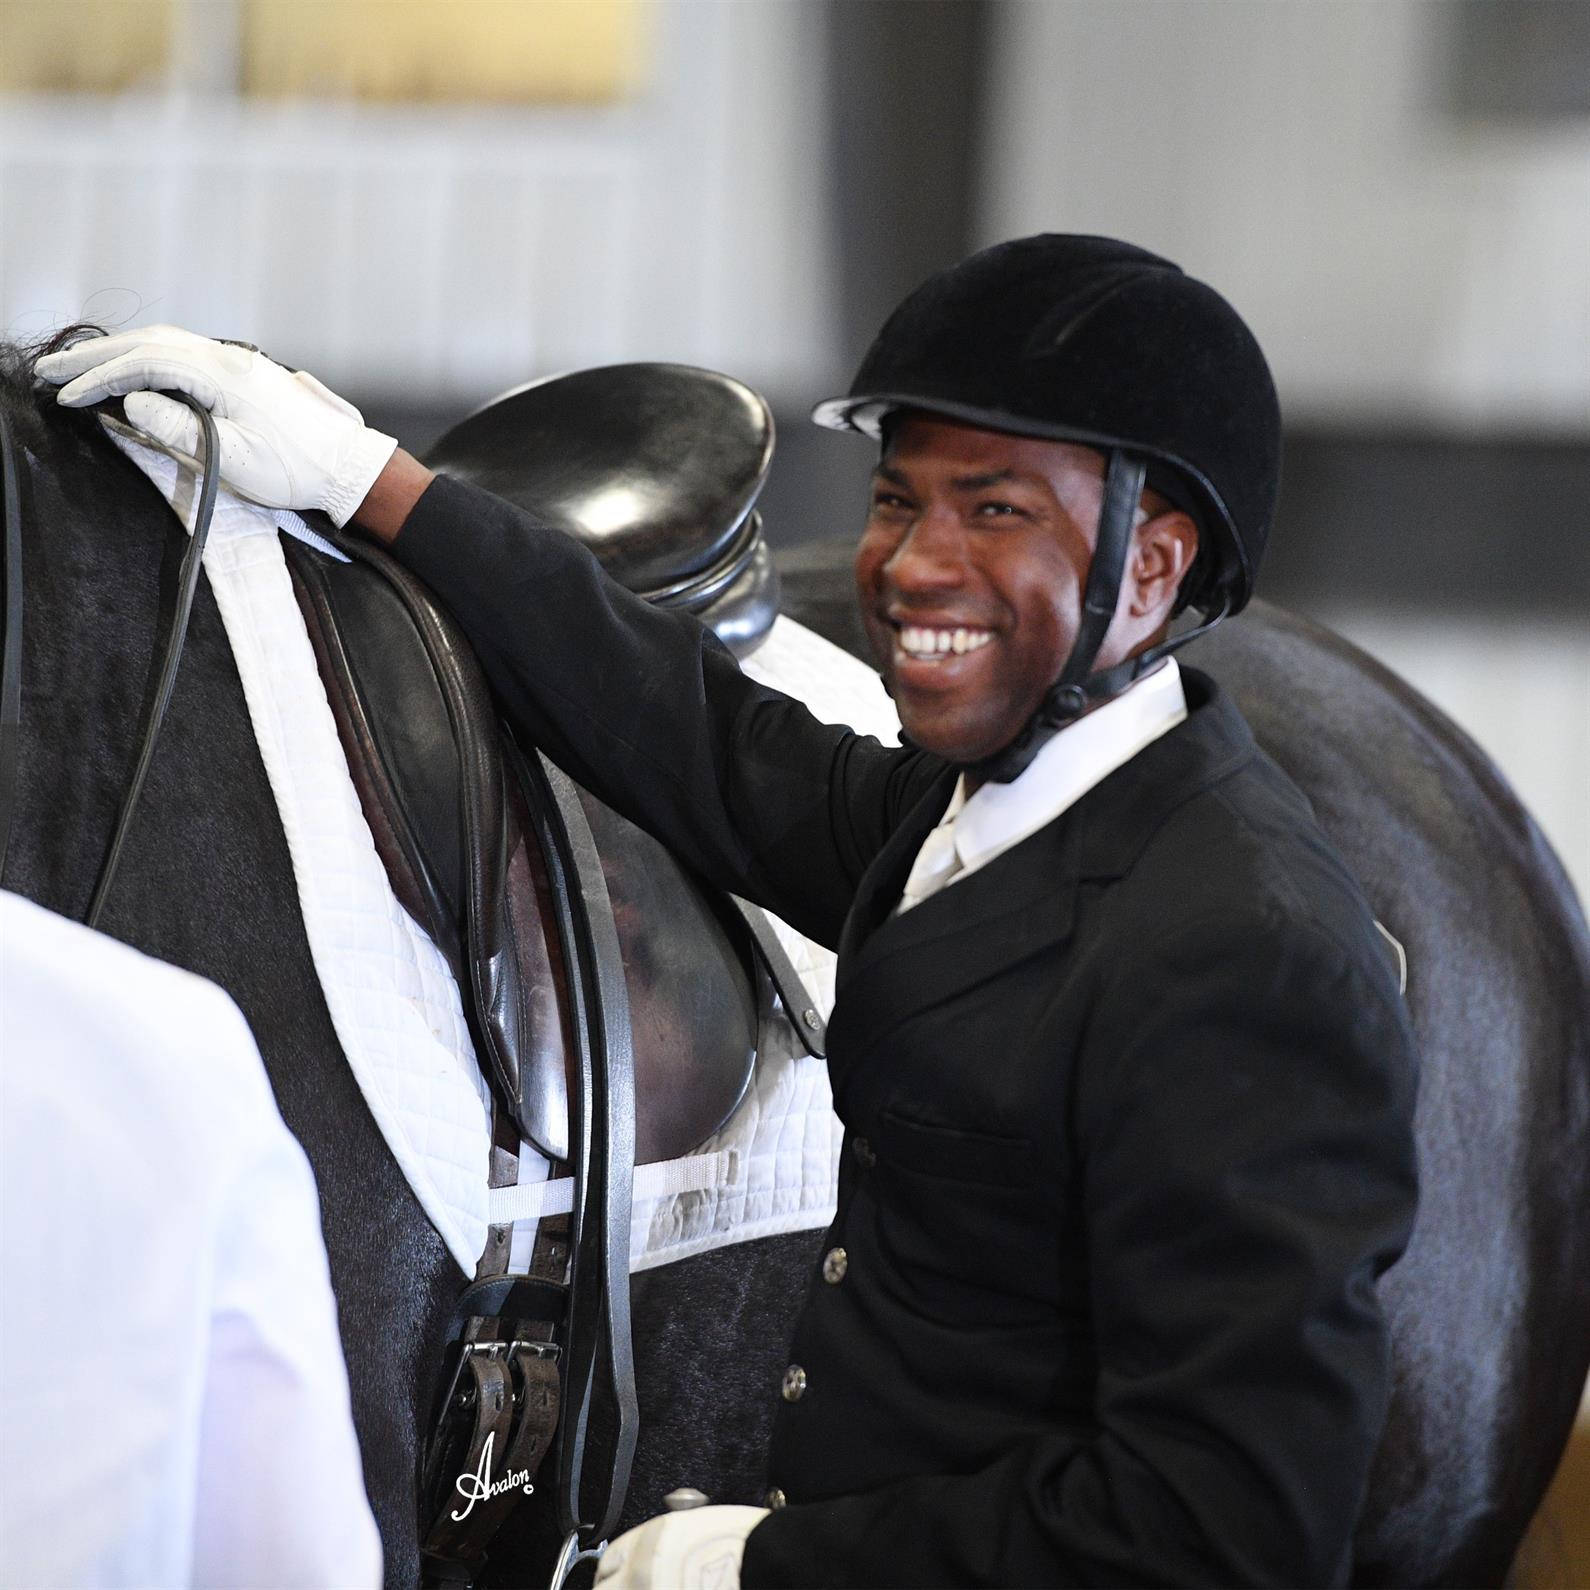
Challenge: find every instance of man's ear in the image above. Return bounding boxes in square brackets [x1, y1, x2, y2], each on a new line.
[1127, 511, 1200, 620]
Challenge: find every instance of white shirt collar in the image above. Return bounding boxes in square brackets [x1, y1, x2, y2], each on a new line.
[943, 657, 1189, 882]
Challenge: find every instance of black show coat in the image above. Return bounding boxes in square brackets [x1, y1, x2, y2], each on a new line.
[393, 474, 1419, 1589]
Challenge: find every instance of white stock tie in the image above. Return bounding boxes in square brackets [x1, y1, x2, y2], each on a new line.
[897, 815, 964, 914]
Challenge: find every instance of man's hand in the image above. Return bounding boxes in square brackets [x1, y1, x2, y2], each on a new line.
[593, 1505, 768, 1590]
[35, 325, 397, 528]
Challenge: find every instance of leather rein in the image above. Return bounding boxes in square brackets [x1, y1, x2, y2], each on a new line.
[0, 393, 221, 924]
[0, 397, 642, 1584]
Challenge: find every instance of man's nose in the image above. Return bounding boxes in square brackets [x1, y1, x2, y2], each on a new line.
[884, 508, 967, 592]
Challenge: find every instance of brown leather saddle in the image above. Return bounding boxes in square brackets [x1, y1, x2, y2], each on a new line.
[286, 363, 812, 1167]
[280, 364, 820, 1584]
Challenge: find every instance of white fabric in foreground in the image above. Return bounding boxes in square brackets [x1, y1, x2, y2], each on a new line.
[0, 891, 380, 1590]
[103, 422, 900, 1277]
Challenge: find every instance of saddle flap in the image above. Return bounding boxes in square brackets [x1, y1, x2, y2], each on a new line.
[284, 527, 770, 1168]
[284, 531, 553, 1146]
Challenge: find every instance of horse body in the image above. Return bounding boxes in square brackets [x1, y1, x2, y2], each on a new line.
[0, 381, 458, 1582]
[1198, 608, 1590, 1585]
[7, 365, 1588, 1587]
[1, 371, 850, 1584]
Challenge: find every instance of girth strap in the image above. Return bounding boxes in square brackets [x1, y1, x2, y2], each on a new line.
[422, 1346, 517, 1571]
[512, 743, 639, 1548]
[420, 1273, 565, 1585]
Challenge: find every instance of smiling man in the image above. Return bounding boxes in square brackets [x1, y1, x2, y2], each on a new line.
[38, 234, 1419, 1588]
[856, 418, 1197, 775]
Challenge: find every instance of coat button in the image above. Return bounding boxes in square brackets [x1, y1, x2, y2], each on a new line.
[764, 1487, 787, 1510]
[821, 1246, 848, 1284]
[781, 1364, 807, 1402]
[852, 1135, 877, 1169]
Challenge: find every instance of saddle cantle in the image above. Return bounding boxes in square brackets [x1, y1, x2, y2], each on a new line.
[423, 363, 780, 657]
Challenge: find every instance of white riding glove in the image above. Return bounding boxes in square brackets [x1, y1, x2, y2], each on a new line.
[593, 1505, 768, 1590]
[34, 325, 397, 527]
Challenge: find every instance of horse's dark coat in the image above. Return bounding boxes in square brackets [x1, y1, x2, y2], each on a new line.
[0, 359, 457, 1583]
[0, 356, 818, 1587]
[1198, 609, 1590, 1586]
[5, 352, 1587, 1587]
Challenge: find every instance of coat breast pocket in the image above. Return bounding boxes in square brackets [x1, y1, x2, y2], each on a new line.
[875, 1110, 1038, 1189]
[869, 1111, 1055, 1322]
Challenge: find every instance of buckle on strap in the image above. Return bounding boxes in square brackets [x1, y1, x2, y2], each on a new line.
[548, 1529, 608, 1590]
[421, 1335, 563, 1581]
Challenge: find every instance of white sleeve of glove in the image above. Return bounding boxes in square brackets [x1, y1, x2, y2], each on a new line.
[34, 325, 397, 527]
[592, 1506, 769, 1590]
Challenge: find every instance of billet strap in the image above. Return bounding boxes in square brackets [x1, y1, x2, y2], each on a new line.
[475, 1096, 525, 1282]
[0, 408, 23, 881]
[730, 895, 826, 1056]
[421, 1346, 516, 1568]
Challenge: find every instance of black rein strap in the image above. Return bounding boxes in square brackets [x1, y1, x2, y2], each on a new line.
[0, 407, 24, 882]
[0, 388, 223, 917]
[85, 396, 222, 928]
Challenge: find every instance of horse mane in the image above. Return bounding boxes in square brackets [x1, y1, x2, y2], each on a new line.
[0, 325, 111, 453]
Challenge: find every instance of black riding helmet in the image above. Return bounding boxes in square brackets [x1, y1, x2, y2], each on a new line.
[813, 234, 1281, 781]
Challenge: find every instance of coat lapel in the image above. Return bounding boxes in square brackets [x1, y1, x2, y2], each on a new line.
[826, 671, 1259, 1087]
[836, 765, 957, 970]
[830, 811, 1081, 1079]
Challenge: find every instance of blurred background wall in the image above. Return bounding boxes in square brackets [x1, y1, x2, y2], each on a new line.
[2, 0, 1587, 1573]
[3, 2, 1582, 908]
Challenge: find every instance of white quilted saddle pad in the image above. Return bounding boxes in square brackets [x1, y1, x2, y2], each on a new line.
[107, 425, 898, 1276]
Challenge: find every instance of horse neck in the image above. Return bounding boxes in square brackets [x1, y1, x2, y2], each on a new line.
[1, 380, 459, 1586]
[3, 397, 171, 907]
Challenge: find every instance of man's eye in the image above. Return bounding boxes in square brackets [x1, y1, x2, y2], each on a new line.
[975, 500, 1024, 519]
[871, 492, 912, 513]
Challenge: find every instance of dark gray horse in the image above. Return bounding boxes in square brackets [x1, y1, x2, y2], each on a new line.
[4, 348, 1586, 1587]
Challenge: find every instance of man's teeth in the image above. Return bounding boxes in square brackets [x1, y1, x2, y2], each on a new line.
[897, 625, 992, 659]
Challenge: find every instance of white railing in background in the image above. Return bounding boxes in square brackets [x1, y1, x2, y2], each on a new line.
[0, 0, 842, 405]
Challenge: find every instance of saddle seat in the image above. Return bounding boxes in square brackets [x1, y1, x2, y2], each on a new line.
[424, 363, 781, 658]
[281, 365, 800, 1168]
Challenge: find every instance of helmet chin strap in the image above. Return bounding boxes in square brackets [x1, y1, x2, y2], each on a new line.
[964, 449, 1228, 786]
